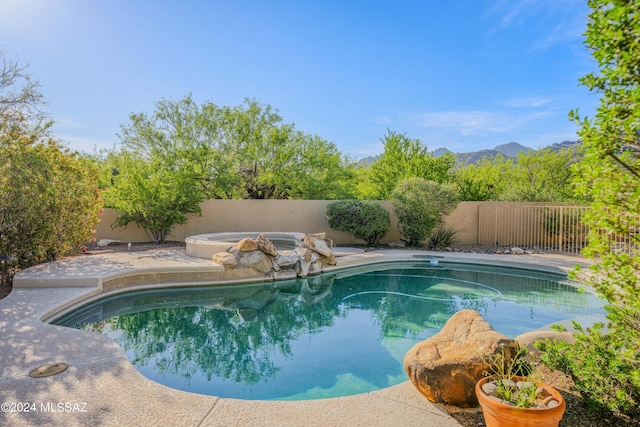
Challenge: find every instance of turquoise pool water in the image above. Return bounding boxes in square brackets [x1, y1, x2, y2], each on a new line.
[54, 261, 605, 401]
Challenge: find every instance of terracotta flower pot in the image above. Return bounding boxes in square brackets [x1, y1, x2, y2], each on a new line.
[475, 376, 566, 427]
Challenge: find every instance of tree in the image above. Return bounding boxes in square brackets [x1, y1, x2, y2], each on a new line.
[0, 53, 101, 272]
[499, 148, 583, 202]
[369, 130, 455, 199]
[116, 95, 356, 200]
[453, 156, 504, 201]
[103, 151, 203, 243]
[391, 178, 459, 246]
[0, 52, 49, 133]
[453, 149, 584, 202]
[540, 0, 640, 417]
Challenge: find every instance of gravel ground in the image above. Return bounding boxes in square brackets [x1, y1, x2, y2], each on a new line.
[2, 241, 637, 426]
[445, 365, 639, 426]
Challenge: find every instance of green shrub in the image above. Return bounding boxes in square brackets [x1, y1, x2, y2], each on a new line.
[0, 124, 103, 268]
[425, 225, 458, 250]
[326, 200, 389, 246]
[537, 309, 640, 417]
[104, 151, 203, 243]
[391, 178, 459, 247]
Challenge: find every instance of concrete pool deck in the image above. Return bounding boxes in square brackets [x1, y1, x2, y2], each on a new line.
[0, 248, 592, 426]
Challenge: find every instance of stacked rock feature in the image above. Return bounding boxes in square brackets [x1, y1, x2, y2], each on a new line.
[403, 309, 519, 407]
[212, 233, 335, 278]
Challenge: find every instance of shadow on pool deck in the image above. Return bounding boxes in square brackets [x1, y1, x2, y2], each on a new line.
[0, 249, 590, 426]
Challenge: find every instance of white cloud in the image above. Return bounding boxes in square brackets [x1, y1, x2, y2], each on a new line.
[399, 110, 551, 137]
[501, 96, 555, 108]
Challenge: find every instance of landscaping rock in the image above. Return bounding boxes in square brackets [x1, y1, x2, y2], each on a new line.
[237, 238, 259, 252]
[97, 239, 120, 247]
[273, 250, 300, 270]
[511, 247, 525, 254]
[256, 234, 278, 256]
[237, 250, 273, 273]
[212, 251, 237, 269]
[301, 233, 332, 257]
[404, 309, 519, 407]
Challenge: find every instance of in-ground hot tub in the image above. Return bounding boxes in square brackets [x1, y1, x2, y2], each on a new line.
[185, 232, 306, 259]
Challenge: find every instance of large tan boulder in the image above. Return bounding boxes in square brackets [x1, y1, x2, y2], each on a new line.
[212, 251, 237, 269]
[237, 238, 259, 252]
[403, 309, 518, 407]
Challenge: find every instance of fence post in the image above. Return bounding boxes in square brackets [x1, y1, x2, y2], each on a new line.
[558, 206, 564, 252]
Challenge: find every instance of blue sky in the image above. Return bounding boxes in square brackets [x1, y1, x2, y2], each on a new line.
[0, 0, 596, 158]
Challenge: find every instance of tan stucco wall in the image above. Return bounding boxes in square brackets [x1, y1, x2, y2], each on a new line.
[95, 200, 409, 245]
[97, 201, 577, 247]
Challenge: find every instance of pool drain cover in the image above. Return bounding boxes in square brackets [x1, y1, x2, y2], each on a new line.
[29, 363, 69, 378]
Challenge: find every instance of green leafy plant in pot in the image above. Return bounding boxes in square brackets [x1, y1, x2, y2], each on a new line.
[475, 345, 566, 427]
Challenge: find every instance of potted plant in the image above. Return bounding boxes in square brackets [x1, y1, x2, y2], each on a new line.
[475, 345, 566, 427]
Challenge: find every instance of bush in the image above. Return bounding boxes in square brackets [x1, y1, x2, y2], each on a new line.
[537, 310, 640, 417]
[425, 225, 458, 250]
[0, 124, 103, 268]
[326, 200, 390, 246]
[104, 152, 203, 243]
[391, 178, 459, 247]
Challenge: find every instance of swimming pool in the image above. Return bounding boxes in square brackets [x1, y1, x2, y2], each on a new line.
[54, 261, 605, 401]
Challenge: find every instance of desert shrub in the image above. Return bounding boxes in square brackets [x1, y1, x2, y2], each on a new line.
[425, 225, 458, 250]
[391, 178, 459, 246]
[0, 124, 103, 268]
[326, 200, 389, 246]
[537, 314, 640, 417]
[104, 151, 203, 243]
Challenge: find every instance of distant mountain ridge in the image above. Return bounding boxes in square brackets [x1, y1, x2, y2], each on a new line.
[357, 140, 580, 167]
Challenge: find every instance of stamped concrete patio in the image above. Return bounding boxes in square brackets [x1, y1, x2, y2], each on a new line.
[0, 248, 590, 426]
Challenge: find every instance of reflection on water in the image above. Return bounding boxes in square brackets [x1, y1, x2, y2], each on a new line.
[55, 262, 605, 400]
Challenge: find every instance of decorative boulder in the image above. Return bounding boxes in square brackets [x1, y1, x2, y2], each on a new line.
[256, 234, 278, 257]
[273, 250, 300, 270]
[237, 250, 273, 274]
[97, 239, 120, 247]
[404, 309, 519, 407]
[301, 233, 332, 258]
[212, 251, 238, 270]
[237, 238, 259, 252]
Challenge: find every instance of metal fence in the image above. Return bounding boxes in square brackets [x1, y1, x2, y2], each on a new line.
[477, 204, 591, 255]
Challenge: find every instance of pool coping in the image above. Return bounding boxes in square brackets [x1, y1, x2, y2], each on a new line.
[0, 249, 592, 426]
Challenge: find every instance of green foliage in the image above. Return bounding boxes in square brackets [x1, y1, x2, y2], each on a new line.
[369, 130, 455, 200]
[117, 95, 356, 201]
[391, 178, 459, 246]
[538, 0, 640, 418]
[103, 151, 203, 243]
[424, 225, 458, 250]
[538, 317, 640, 416]
[453, 157, 502, 201]
[482, 345, 539, 408]
[0, 123, 103, 267]
[453, 149, 584, 202]
[326, 200, 390, 246]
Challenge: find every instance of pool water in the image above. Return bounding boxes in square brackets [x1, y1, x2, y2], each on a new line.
[54, 261, 605, 401]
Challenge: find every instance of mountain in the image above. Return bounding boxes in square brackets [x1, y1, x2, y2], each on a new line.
[494, 142, 530, 157]
[357, 140, 580, 167]
[547, 140, 581, 152]
[447, 142, 531, 166]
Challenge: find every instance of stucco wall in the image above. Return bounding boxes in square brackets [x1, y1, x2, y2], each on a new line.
[95, 201, 584, 248]
[94, 200, 409, 245]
